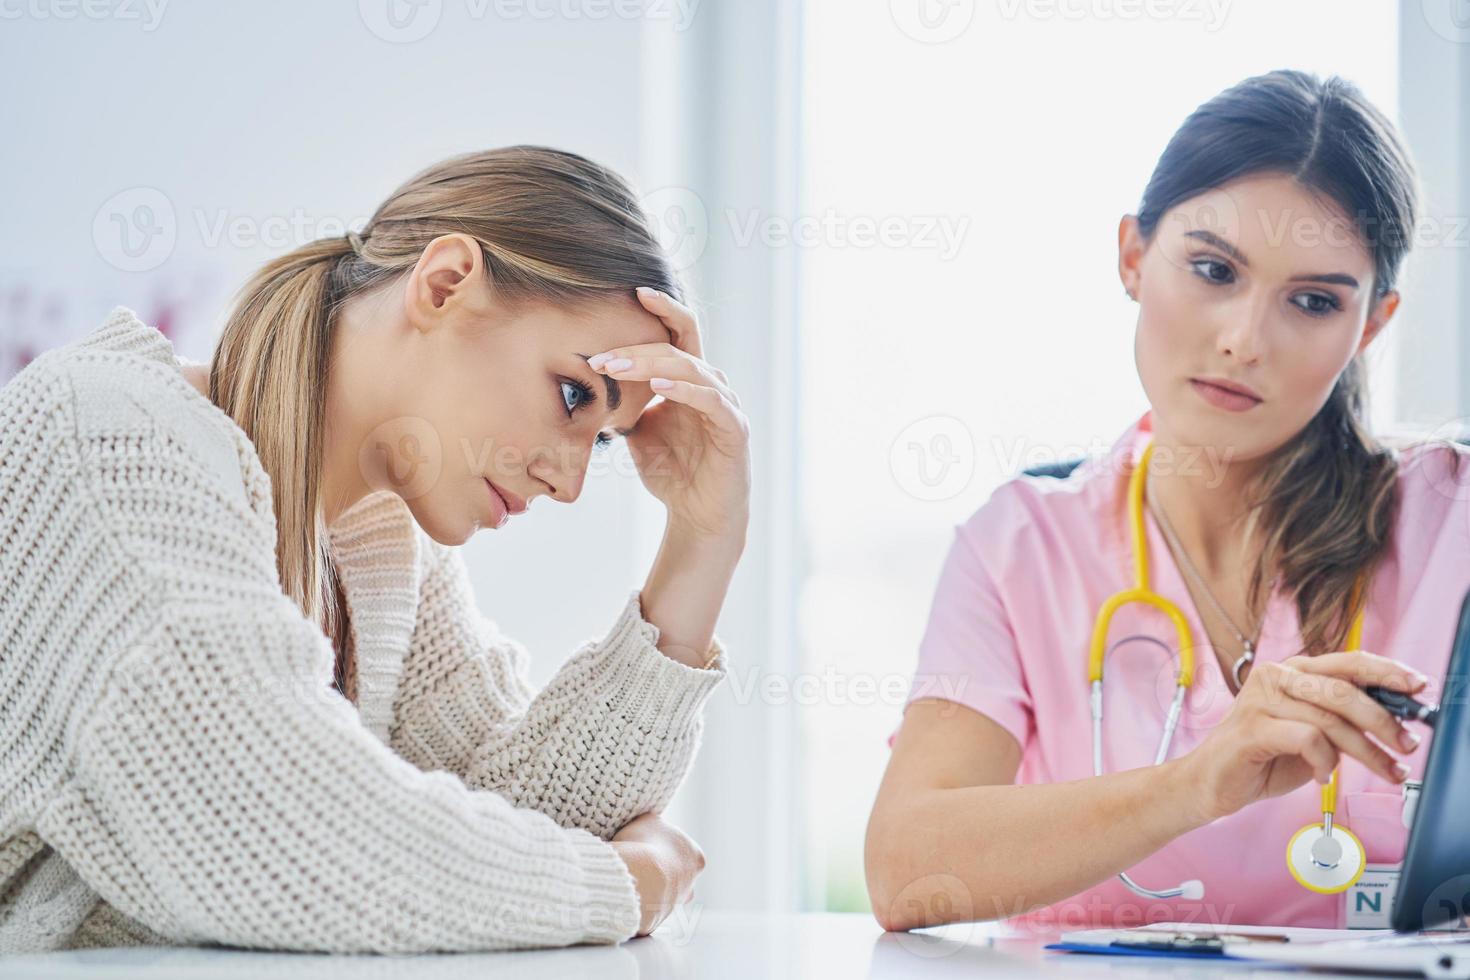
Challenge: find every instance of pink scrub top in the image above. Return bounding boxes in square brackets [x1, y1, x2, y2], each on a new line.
[899, 410, 1470, 930]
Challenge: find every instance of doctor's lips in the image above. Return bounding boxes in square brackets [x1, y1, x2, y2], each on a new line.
[1190, 376, 1263, 413]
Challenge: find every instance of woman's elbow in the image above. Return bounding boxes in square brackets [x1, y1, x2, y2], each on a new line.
[865, 809, 989, 933]
[864, 811, 929, 932]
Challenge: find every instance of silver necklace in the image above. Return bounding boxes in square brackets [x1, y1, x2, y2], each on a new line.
[1145, 474, 1263, 690]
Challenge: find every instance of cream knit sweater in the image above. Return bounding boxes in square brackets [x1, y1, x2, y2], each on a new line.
[0, 307, 728, 954]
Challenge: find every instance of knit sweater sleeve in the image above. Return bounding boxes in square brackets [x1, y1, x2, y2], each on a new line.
[388, 538, 728, 840]
[40, 361, 643, 953]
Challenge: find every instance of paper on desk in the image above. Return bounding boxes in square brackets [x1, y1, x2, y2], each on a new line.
[1060, 921, 1393, 946]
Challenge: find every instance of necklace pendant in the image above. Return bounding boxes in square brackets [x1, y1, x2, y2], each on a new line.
[1232, 645, 1255, 688]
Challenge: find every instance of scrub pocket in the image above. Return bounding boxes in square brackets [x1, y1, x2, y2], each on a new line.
[1342, 790, 1410, 865]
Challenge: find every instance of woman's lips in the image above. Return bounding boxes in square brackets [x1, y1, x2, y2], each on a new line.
[484, 479, 509, 529]
[1190, 377, 1263, 413]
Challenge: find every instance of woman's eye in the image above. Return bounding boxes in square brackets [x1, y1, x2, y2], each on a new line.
[560, 379, 593, 415]
[593, 432, 615, 452]
[1292, 292, 1341, 317]
[1190, 258, 1234, 284]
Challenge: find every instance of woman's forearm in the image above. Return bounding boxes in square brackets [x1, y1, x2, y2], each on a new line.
[640, 517, 744, 668]
[866, 756, 1213, 931]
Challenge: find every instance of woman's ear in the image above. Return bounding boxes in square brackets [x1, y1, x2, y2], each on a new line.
[403, 233, 488, 333]
[1357, 289, 1399, 355]
[1117, 214, 1144, 301]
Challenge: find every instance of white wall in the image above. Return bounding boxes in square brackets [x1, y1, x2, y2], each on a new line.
[1397, 0, 1470, 432]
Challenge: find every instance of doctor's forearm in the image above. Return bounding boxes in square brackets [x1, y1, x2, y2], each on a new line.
[866, 756, 1210, 930]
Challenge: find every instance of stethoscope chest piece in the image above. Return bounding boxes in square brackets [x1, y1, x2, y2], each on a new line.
[1286, 821, 1366, 894]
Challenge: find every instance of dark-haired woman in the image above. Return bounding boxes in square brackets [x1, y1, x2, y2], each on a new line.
[867, 70, 1468, 931]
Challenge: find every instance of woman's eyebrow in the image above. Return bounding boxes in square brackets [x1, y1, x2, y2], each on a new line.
[575, 354, 623, 410]
[1183, 229, 1360, 289]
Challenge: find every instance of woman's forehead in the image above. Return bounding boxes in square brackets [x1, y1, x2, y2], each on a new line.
[555, 294, 671, 349]
[1163, 175, 1375, 277]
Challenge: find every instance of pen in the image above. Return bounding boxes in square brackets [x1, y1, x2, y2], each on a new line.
[1363, 685, 1439, 728]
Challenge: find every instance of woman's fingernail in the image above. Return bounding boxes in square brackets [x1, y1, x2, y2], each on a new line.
[1393, 762, 1411, 781]
[606, 357, 634, 373]
[1412, 672, 1429, 689]
[588, 353, 613, 370]
[1400, 729, 1422, 751]
[637, 286, 660, 298]
[651, 377, 673, 390]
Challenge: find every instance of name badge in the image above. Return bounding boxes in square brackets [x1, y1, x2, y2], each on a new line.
[1345, 863, 1401, 929]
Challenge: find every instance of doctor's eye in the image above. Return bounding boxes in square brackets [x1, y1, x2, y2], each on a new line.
[1290, 292, 1342, 317]
[1190, 257, 1235, 285]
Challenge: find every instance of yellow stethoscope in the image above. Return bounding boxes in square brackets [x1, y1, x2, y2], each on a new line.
[1089, 440, 1367, 901]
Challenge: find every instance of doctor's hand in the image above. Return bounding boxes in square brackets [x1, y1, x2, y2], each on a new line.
[1179, 650, 1429, 825]
[610, 812, 705, 936]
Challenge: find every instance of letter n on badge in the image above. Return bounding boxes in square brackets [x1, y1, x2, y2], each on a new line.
[1346, 864, 1401, 929]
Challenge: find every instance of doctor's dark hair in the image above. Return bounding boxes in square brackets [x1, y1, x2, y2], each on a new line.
[206, 146, 682, 685]
[1134, 70, 1419, 657]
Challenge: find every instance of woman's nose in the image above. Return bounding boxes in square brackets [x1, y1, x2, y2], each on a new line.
[1216, 293, 1271, 364]
[530, 447, 592, 504]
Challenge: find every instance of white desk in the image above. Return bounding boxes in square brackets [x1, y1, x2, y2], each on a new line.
[1, 911, 1370, 978]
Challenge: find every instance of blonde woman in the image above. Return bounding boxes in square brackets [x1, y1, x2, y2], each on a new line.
[0, 147, 750, 953]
